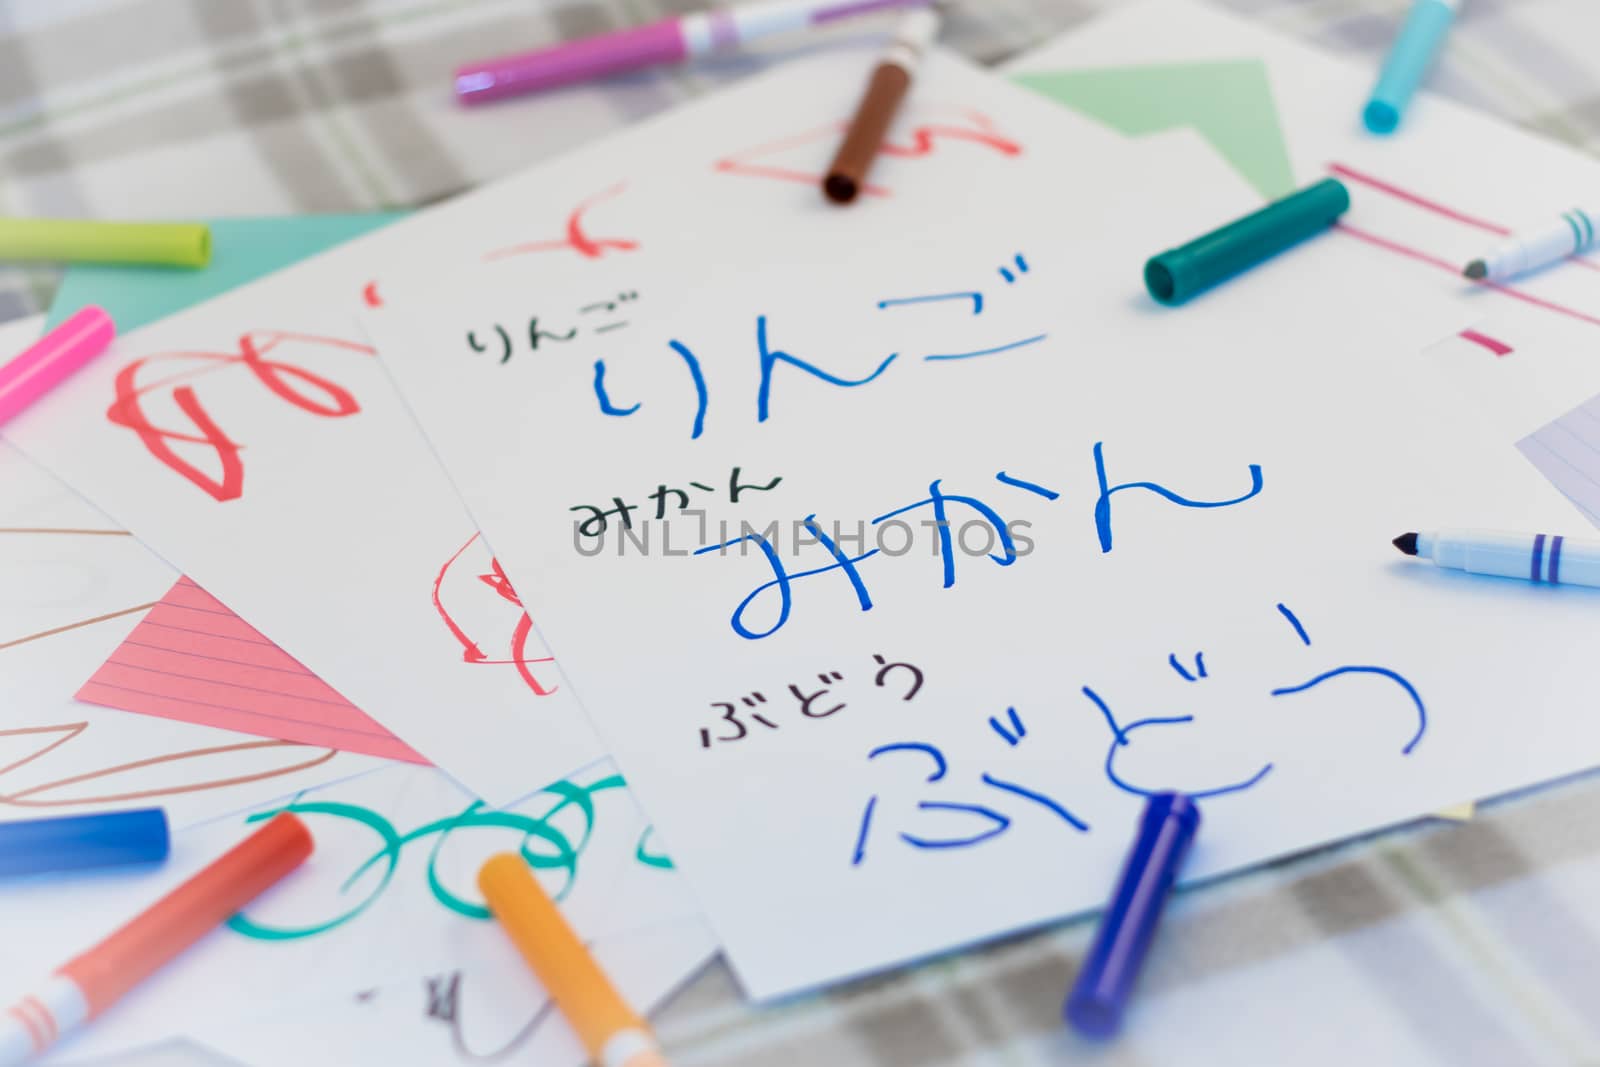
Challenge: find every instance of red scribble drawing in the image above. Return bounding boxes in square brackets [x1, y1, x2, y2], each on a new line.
[1327, 162, 1600, 330]
[106, 331, 375, 502]
[432, 533, 559, 697]
[482, 183, 640, 262]
[362, 282, 383, 308]
[714, 109, 1022, 197]
[1459, 329, 1514, 357]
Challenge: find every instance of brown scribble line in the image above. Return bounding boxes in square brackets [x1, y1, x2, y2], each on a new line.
[0, 528, 130, 536]
[435, 969, 560, 1063]
[0, 723, 88, 778]
[0, 601, 161, 651]
[0, 739, 340, 808]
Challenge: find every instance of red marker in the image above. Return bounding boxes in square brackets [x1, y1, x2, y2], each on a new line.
[0, 814, 311, 1064]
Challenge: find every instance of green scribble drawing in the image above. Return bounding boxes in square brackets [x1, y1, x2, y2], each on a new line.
[635, 826, 675, 870]
[1013, 61, 1295, 201]
[228, 799, 403, 942]
[226, 771, 667, 941]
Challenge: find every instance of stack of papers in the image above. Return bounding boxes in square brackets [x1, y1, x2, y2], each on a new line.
[8, 0, 1600, 1058]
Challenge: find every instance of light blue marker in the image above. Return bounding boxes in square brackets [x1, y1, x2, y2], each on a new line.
[1363, 0, 1461, 135]
[1394, 529, 1600, 589]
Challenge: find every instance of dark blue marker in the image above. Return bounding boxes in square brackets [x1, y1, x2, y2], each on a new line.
[1065, 792, 1199, 1039]
[0, 808, 169, 877]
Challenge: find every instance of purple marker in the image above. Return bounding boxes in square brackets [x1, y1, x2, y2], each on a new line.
[454, 0, 932, 106]
[1065, 792, 1200, 1039]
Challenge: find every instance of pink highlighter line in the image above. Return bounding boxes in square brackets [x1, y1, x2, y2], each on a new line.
[0, 306, 115, 427]
[1459, 328, 1513, 356]
[454, 0, 930, 106]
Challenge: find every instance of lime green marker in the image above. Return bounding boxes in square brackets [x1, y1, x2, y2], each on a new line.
[0, 218, 211, 268]
[1144, 178, 1350, 307]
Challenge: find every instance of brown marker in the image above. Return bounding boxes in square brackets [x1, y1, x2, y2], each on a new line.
[823, 8, 942, 205]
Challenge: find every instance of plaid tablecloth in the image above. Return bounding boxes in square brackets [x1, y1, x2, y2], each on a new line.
[6, 2, 1600, 1064]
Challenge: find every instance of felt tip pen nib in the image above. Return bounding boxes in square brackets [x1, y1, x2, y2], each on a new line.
[1393, 532, 1420, 556]
[1463, 260, 1487, 280]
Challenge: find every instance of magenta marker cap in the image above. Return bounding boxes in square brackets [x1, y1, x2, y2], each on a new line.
[455, 20, 688, 105]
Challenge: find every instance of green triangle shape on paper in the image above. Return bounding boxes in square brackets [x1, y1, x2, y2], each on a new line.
[1013, 60, 1295, 201]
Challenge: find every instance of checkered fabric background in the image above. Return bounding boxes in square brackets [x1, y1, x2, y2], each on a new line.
[6, 2, 1600, 1064]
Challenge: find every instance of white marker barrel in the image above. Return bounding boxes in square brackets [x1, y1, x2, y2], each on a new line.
[1472, 208, 1600, 282]
[1419, 529, 1600, 587]
[682, 0, 928, 58]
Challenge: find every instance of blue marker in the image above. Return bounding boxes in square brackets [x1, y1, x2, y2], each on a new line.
[1363, 0, 1460, 135]
[1064, 792, 1199, 1039]
[0, 809, 169, 877]
[1394, 529, 1600, 589]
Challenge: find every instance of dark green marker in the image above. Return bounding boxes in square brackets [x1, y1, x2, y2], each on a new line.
[1144, 178, 1351, 307]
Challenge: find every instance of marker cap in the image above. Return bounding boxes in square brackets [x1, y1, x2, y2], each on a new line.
[0, 219, 210, 268]
[454, 21, 688, 105]
[479, 852, 649, 1056]
[59, 812, 312, 1016]
[0, 808, 169, 878]
[1144, 178, 1350, 306]
[1065, 792, 1200, 1039]
[1362, 0, 1459, 135]
[0, 305, 117, 426]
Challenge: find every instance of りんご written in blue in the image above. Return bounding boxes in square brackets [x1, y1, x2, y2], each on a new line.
[586, 252, 1052, 438]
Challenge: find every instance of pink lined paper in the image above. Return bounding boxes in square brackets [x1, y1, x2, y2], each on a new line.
[77, 578, 425, 763]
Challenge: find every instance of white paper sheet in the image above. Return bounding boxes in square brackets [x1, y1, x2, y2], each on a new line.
[0, 316, 383, 828]
[1006, 0, 1600, 446]
[0, 45, 1126, 806]
[353, 64, 1600, 1002]
[192, 920, 716, 1067]
[0, 758, 699, 1063]
[1, 308, 598, 805]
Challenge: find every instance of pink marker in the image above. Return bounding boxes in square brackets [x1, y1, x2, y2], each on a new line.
[0, 307, 115, 427]
[454, 0, 932, 106]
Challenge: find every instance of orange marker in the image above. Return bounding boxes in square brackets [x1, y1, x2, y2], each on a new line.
[479, 852, 670, 1067]
[0, 813, 311, 1065]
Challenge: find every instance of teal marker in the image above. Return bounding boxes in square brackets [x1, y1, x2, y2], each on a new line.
[1364, 0, 1460, 135]
[1144, 178, 1351, 307]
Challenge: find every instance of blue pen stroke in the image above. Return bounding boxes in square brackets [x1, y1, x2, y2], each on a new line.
[694, 519, 878, 641]
[1083, 685, 1274, 801]
[851, 709, 1088, 867]
[1271, 666, 1427, 756]
[1079, 603, 1426, 809]
[756, 315, 896, 423]
[988, 706, 1027, 745]
[666, 340, 709, 439]
[995, 471, 1060, 500]
[1277, 603, 1311, 646]
[591, 360, 640, 416]
[1168, 652, 1207, 682]
[1093, 440, 1264, 553]
[923, 334, 1049, 362]
[698, 469, 1061, 641]
[877, 291, 984, 315]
